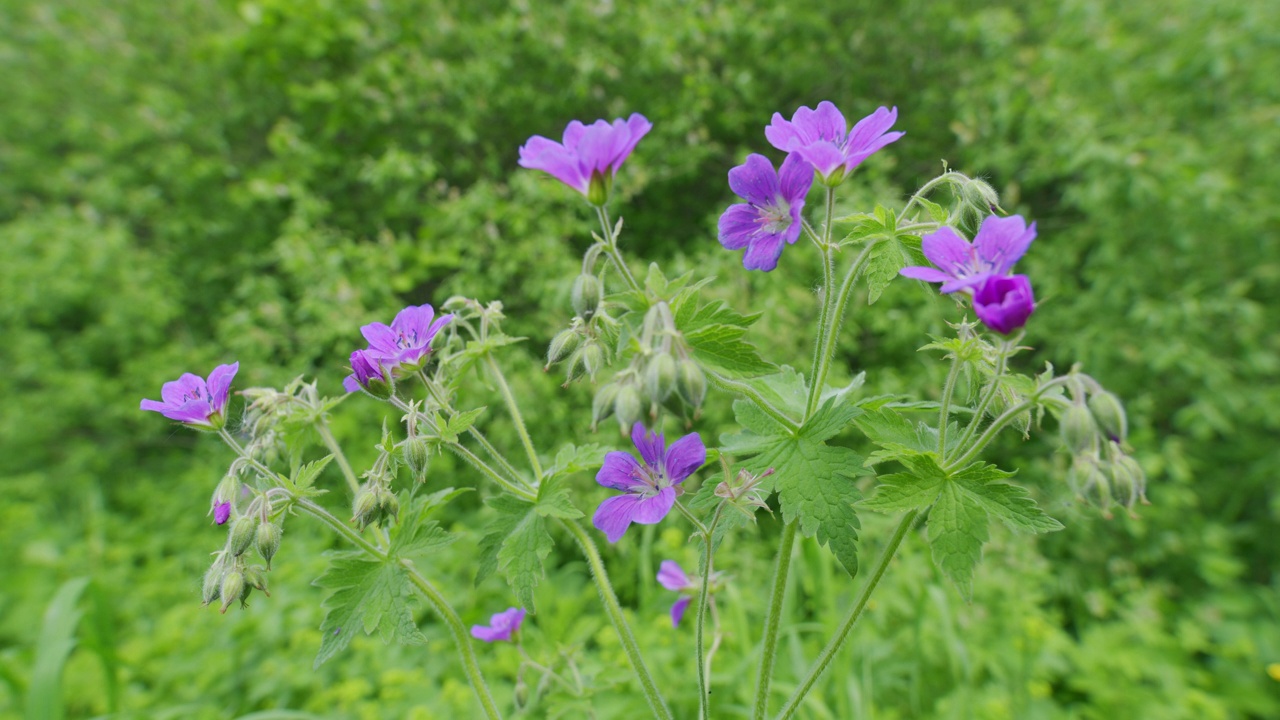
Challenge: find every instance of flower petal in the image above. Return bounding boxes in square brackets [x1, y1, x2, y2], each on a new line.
[846, 106, 899, 152]
[718, 204, 761, 250]
[973, 274, 1036, 334]
[727, 154, 780, 206]
[657, 560, 691, 591]
[205, 362, 239, 415]
[518, 136, 588, 194]
[360, 322, 400, 356]
[777, 152, 814, 205]
[663, 432, 706, 484]
[164, 400, 214, 425]
[920, 226, 973, 278]
[973, 215, 1036, 275]
[628, 487, 676, 525]
[631, 422, 665, 469]
[597, 451, 648, 491]
[810, 101, 848, 142]
[742, 233, 786, 272]
[391, 304, 436, 340]
[791, 142, 846, 179]
[899, 266, 954, 284]
[765, 111, 802, 152]
[613, 113, 652, 169]
[670, 596, 692, 628]
[593, 494, 641, 543]
[160, 373, 205, 406]
[342, 375, 362, 394]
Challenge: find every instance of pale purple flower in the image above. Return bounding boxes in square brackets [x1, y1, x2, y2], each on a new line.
[360, 304, 453, 370]
[766, 103, 904, 185]
[718, 153, 813, 271]
[592, 423, 706, 543]
[899, 215, 1037, 294]
[342, 349, 389, 395]
[973, 274, 1036, 334]
[140, 362, 239, 429]
[518, 114, 652, 205]
[470, 607, 526, 643]
[657, 560, 696, 627]
[214, 502, 232, 526]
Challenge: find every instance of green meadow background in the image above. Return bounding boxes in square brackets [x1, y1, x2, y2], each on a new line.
[2, 0, 1277, 717]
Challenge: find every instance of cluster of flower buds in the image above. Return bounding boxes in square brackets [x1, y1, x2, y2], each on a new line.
[352, 482, 401, 529]
[202, 550, 271, 614]
[203, 492, 281, 613]
[1058, 375, 1146, 517]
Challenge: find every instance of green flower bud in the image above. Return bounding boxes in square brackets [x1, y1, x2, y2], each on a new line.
[571, 274, 603, 319]
[963, 177, 1001, 212]
[513, 678, 530, 710]
[1088, 391, 1128, 443]
[645, 353, 678, 403]
[244, 565, 270, 596]
[201, 566, 224, 606]
[378, 490, 401, 524]
[615, 384, 644, 430]
[1060, 404, 1098, 455]
[546, 328, 581, 367]
[255, 522, 283, 568]
[402, 437, 432, 479]
[592, 383, 621, 430]
[219, 570, 244, 614]
[675, 359, 707, 408]
[229, 516, 257, 557]
[582, 343, 605, 378]
[352, 488, 380, 528]
[562, 347, 587, 385]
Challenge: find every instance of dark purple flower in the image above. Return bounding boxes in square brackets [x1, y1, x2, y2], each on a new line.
[214, 502, 232, 526]
[899, 215, 1037, 294]
[360, 304, 453, 370]
[342, 349, 390, 397]
[470, 607, 526, 643]
[766, 103, 904, 186]
[718, 153, 813, 271]
[657, 560, 696, 627]
[973, 274, 1036, 334]
[592, 423, 706, 543]
[519, 114, 652, 205]
[140, 362, 239, 429]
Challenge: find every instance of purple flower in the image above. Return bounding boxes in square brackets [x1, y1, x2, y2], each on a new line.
[360, 304, 453, 371]
[213, 502, 232, 526]
[657, 560, 696, 627]
[470, 607, 526, 643]
[592, 423, 706, 543]
[140, 362, 239, 429]
[518, 114, 652, 205]
[342, 349, 390, 397]
[718, 153, 813, 271]
[766, 103, 904, 186]
[899, 215, 1037, 294]
[972, 274, 1036, 334]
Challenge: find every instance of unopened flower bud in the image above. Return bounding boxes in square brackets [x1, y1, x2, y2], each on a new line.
[256, 522, 283, 567]
[615, 385, 644, 430]
[546, 328, 581, 367]
[675, 359, 706, 408]
[213, 501, 232, 526]
[1110, 455, 1147, 508]
[562, 347, 587, 385]
[352, 488, 379, 527]
[582, 343, 605, 378]
[229, 516, 257, 557]
[592, 383, 620, 430]
[402, 437, 431, 479]
[645, 353, 677, 403]
[378, 490, 401, 524]
[1088, 391, 1128, 443]
[212, 474, 240, 509]
[513, 678, 530, 709]
[219, 571, 244, 614]
[571, 274, 604, 319]
[244, 565, 270, 596]
[1060, 404, 1098, 455]
[202, 566, 224, 606]
[963, 178, 1000, 213]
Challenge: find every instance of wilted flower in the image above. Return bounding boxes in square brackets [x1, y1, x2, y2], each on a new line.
[657, 560, 696, 627]
[140, 362, 239, 429]
[718, 153, 813, 271]
[972, 274, 1036, 335]
[765, 102, 904, 186]
[361, 304, 453, 370]
[518, 114, 652, 205]
[592, 423, 706, 543]
[899, 215, 1037, 294]
[471, 607, 527, 643]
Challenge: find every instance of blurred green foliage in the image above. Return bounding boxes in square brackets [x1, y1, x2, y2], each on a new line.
[1, 0, 1277, 717]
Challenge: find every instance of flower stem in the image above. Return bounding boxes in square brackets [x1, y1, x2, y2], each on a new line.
[597, 205, 641, 294]
[944, 375, 1073, 471]
[559, 518, 672, 719]
[804, 240, 877, 417]
[695, 504, 726, 720]
[773, 509, 920, 720]
[484, 355, 544, 480]
[752, 520, 798, 720]
[803, 187, 838, 419]
[936, 355, 963, 455]
[314, 422, 360, 495]
[448, 443, 538, 502]
[705, 370, 801, 435]
[901, 172, 964, 219]
[950, 338, 1014, 456]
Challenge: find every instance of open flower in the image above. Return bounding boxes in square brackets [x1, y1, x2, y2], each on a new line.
[592, 423, 706, 543]
[470, 607, 526, 643]
[518, 114, 652, 205]
[360, 304, 453, 371]
[899, 215, 1037, 294]
[718, 153, 813, 271]
[657, 560, 697, 627]
[140, 362, 239, 429]
[972, 274, 1036, 334]
[766, 102, 904, 186]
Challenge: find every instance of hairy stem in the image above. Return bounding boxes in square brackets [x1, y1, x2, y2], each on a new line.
[705, 370, 801, 435]
[448, 443, 538, 501]
[597, 205, 641, 294]
[950, 339, 1013, 454]
[560, 519, 672, 719]
[752, 520, 798, 719]
[314, 422, 360, 494]
[805, 241, 877, 414]
[803, 187, 838, 418]
[936, 355, 963, 455]
[774, 509, 920, 720]
[696, 505, 726, 720]
[484, 355, 544, 480]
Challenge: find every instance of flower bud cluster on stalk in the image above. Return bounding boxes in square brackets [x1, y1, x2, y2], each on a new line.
[1056, 374, 1146, 517]
[202, 489, 281, 613]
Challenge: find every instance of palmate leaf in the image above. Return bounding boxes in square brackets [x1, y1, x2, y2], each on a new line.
[474, 487, 574, 612]
[313, 553, 426, 669]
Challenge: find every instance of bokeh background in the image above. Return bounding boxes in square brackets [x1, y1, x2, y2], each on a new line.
[2, 0, 1278, 718]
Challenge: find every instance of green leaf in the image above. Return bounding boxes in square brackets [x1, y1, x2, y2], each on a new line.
[917, 197, 950, 223]
[474, 494, 556, 611]
[927, 482, 988, 600]
[863, 234, 925, 304]
[445, 407, 486, 438]
[290, 455, 333, 492]
[389, 489, 458, 559]
[951, 463, 1065, 534]
[546, 443, 610, 479]
[684, 323, 775, 376]
[314, 554, 425, 668]
[535, 473, 583, 519]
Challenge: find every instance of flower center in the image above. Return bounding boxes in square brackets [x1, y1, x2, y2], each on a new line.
[756, 201, 792, 235]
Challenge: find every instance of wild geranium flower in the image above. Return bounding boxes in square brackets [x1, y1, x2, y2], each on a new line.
[518, 114, 652, 206]
[213, 502, 232, 526]
[718, 153, 813, 271]
[360, 304, 453, 371]
[766, 102, 904, 186]
[972, 274, 1036, 334]
[657, 560, 697, 627]
[470, 607, 526, 643]
[593, 423, 706, 543]
[140, 362, 239, 429]
[342, 349, 391, 397]
[899, 215, 1037, 294]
